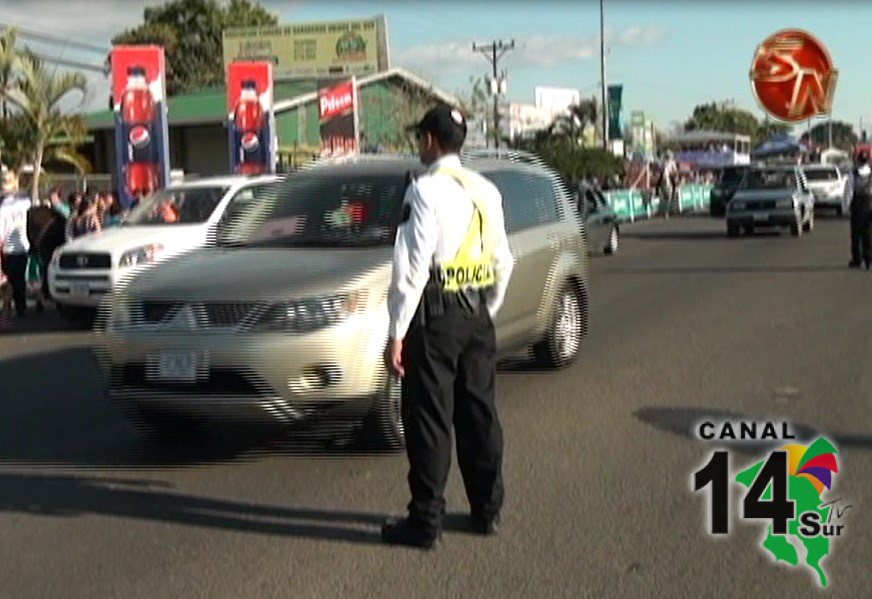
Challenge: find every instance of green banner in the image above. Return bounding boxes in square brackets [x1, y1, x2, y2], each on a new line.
[607, 84, 623, 140]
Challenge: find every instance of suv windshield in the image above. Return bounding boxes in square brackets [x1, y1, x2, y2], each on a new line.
[125, 186, 228, 225]
[720, 167, 746, 185]
[805, 168, 838, 181]
[221, 172, 410, 248]
[741, 169, 796, 190]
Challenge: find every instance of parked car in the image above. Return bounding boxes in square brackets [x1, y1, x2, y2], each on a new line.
[576, 183, 619, 254]
[48, 175, 277, 321]
[726, 166, 814, 237]
[803, 164, 850, 217]
[95, 154, 590, 447]
[709, 164, 754, 217]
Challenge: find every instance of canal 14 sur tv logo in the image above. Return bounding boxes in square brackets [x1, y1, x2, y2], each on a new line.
[692, 420, 852, 589]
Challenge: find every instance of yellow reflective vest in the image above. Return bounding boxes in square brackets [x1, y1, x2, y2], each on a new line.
[432, 166, 496, 293]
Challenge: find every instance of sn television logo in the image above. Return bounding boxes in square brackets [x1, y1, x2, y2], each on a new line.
[320, 85, 354, 120]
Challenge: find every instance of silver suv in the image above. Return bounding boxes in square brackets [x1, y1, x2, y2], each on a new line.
[96, 152, 590, 446]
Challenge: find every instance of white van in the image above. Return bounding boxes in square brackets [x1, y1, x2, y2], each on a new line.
[49, 175, 277, 317]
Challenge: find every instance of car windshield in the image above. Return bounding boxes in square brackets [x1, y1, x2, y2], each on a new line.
[741, 170, 796, 190]
[805, 168, 838, 181]
[124, 186, 228, 225]
[218, 172, 410, 248]
[720, 168, 746, 184]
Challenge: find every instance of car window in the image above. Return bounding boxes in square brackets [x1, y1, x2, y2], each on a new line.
[804, 168, 838, 181]
[124, 186, 229, 225]
[742, 170, 796, 190]
[232, 172, 408, 247]
[215, 182, 277, 246]
[486, 170, 559, 233]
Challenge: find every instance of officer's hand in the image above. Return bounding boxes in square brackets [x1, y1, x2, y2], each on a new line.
[385, 337, 404, 378]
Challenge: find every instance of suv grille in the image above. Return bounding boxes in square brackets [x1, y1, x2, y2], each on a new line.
[137, 301, 259, 327]
[59, 252, 112, 269]
[203, 302, 261, 327]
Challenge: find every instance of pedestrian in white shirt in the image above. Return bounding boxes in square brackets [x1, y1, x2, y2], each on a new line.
[0, 173, 32, 318]
[382, 104, 514, 549]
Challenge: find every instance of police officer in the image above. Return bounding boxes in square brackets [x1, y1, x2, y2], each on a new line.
[382, 104, 514, 548]
[849, 150, 872, 269]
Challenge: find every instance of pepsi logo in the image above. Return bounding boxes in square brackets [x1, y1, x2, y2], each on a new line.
[241, 132, 260, 152]
[129, 125, 150, 149]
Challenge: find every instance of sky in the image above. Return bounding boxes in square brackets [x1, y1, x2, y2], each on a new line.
[2, 0, 871, 134]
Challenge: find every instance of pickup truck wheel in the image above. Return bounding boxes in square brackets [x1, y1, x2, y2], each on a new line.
[532, 284, 585, 369]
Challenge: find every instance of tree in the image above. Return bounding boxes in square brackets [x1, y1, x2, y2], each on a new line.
[809, 120, 856, 150]
[6, 53, 89, 200]
[0, 27, 19, 120]
[548, 97, 598, 144]
[684, 101, 791, 146]
[112, 0, 278, 95]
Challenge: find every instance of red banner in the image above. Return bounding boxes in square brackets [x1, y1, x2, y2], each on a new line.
[319, 81, 355, 121]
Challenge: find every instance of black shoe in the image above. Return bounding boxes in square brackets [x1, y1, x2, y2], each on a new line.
[849, 261, 861, 269]
[470, 513, 500, 536]
[381, 518, 440, 549]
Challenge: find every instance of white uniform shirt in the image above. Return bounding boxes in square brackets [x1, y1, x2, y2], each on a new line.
[0, 194, 32, 254]
[388, 154, 514, 340]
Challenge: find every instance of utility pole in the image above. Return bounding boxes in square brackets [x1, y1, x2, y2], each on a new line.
[600, 0, 609, 150]
[473, 39, 514, 150]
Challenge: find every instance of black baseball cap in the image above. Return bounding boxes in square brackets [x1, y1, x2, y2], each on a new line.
[408, 104, 467, 148]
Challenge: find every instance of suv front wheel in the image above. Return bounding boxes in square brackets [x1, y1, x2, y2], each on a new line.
[532, 283, 586, 368]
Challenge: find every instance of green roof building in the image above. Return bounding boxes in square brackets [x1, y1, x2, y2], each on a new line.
[84, 68, 458, 180]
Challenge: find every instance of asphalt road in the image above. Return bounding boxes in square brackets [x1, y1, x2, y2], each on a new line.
[1, 214, 870, 598]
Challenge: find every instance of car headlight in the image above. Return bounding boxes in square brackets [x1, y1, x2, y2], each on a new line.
[248, 292, 366, 334]
[119, 244, 163, 268]
[776, 199, 794, 209]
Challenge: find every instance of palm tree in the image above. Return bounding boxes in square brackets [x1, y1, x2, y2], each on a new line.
[548, 98, 598, 145]
[0, 26, 19, 120]
[6, 52, 89, 200]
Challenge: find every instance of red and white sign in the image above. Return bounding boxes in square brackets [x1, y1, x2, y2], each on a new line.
[227, 61, 275, 174]
[318, 79, 358, 158]
[319, 81, 355, 121]
[750, 29, 837, 122]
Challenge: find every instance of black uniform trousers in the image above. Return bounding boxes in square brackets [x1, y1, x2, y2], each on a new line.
[1, 252, 29, 316]
[400, 299, 504, 534]
[850, 206, 872, 266]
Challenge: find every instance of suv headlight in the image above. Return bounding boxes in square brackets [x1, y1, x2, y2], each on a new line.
[119, 244, 163, 268]
[248, 292, 366, 334]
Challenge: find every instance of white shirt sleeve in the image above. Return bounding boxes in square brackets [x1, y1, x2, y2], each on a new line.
[485, 186, 514, 318]
[388, 181, 439, 340]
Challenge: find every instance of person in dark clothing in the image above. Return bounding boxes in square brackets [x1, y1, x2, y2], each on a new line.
[849, 150, 872, 269]
[26, 200, 67, 302]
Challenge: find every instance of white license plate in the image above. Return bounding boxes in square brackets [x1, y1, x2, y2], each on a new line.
[69, 282, 89, 296]
[753, 213, 769, 222]
[151, 351, 201, 383]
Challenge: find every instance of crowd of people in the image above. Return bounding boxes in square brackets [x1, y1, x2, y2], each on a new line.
[0, 172, 129, 323]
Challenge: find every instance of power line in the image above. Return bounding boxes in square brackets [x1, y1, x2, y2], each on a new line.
[473, 40, 514, 149]
[30, 52, 108, 75]
[0, 22, 109, 55]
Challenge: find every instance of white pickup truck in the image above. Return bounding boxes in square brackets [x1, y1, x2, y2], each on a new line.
[49, 175, 277, 320]
[804, 164, 851, 217]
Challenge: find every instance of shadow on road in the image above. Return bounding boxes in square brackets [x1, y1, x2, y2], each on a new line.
[0, 346, 408, 468]
[634, 406, 872, 454]
[606, 264, 849, 275]
[0, 305, 91, 337]
[0, 470, 483, 543]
